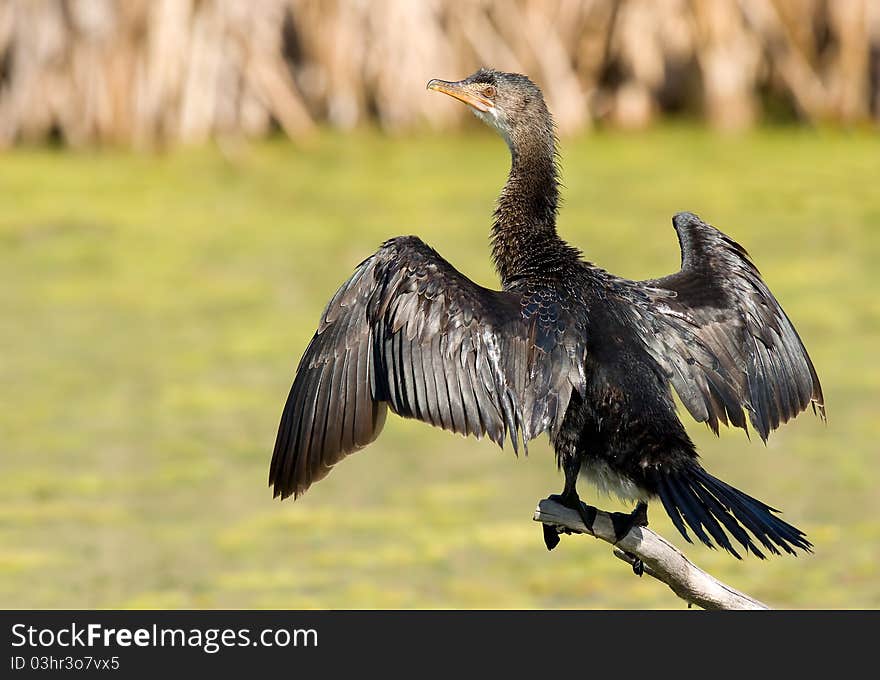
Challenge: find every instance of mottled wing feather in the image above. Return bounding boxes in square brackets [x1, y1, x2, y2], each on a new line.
[629, 211, 824, 440]
[270, 236, 584, 499]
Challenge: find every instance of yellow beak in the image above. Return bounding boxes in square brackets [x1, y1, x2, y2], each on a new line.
[426, 79, 493, 113]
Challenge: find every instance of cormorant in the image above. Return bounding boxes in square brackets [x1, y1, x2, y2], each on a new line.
[270, 69, 824, 560]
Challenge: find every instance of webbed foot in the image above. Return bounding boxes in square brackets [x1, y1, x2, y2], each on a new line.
[610, 502, 649, 576]
[542, 523, 561, 551]
[609, 501, 649, 542]
[542, 492, 599, 551]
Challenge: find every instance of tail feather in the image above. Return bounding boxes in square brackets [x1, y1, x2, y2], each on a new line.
[657, 483, 693, 546]
[697, 472, 810, 555]
[657, 466, 812, 559]
[663, 476, 719, 550]
[675, 477, 741, 557]
[694, 474, 783, 555]
[685, 476, 755, 558]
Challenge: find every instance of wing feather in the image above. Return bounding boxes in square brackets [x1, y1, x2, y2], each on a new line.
[270, 236, 584, 499]
[630, 212, 824, 441]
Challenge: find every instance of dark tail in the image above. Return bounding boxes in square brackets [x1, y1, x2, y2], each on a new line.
[656, 465, 812, 559]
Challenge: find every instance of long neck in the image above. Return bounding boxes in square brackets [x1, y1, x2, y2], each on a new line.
[491, 131, 566, 286]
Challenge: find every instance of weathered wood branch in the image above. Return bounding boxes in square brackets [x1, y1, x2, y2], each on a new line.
[534, 498, 770, 610]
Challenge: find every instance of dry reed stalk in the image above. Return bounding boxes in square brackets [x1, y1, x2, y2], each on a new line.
[0, 0, 877, 148]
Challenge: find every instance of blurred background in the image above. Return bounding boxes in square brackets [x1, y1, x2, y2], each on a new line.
[0, 0, 877, 609]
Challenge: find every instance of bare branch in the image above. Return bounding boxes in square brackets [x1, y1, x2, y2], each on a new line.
[534, 498, 771, 610]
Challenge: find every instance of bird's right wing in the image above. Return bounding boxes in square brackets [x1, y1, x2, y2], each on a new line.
[270, 236, 586, 499]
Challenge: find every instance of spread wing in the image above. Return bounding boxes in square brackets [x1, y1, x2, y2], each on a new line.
[270, 236, 586, 499]
[628, 211, 824, 440]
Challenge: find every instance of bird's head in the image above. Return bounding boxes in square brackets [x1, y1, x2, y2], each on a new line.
[427, 68, 552, 154]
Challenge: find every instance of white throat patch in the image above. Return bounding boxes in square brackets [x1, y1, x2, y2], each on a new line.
[472, 107, 513, 151]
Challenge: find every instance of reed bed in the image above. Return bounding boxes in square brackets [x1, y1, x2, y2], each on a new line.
[0, 0, 877, 147]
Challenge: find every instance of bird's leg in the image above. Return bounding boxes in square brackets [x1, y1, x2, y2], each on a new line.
[543, 455, 598, 551]
[609, 501, 649, 576]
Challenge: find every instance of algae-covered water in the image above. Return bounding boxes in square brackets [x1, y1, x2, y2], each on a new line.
[1, 127, 876, 608]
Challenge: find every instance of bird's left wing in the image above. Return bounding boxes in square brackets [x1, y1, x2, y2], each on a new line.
[623, 212, 824, 440]
[270, 236, 586, 499]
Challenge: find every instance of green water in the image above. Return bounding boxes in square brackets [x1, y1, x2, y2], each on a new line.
[1, 127, 877, 608]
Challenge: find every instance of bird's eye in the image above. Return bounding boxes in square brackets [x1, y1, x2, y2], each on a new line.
[482, 85, 496, 98]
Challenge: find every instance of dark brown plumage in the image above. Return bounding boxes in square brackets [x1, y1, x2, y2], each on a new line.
[270, 68, 824, 559]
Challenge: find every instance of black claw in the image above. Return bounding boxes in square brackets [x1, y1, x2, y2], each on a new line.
[632, 558, 644, 577]
[610, 501, 650, 542]
[618, 550, 644, 576]
[632, 501, 649, 528]
[577, 502, 598, 532]
[610, 511, 632, 541]
[548, 492, 597, 533]
[543, 523, 561, 551]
